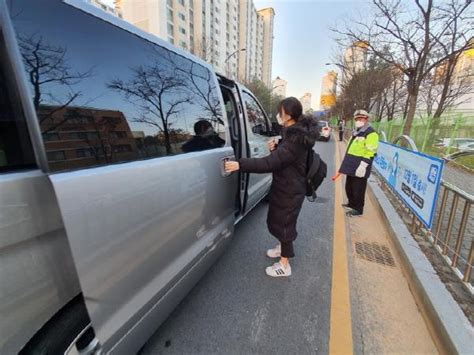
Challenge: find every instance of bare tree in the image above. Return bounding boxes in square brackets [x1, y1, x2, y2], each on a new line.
[187, 62, 223, 125]
[332, 0, 472, 135]
[19, 35, 93, 132]
[108, 59, 191, 155]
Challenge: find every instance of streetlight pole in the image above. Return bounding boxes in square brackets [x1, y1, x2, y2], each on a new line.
[225, 48, 246, 78]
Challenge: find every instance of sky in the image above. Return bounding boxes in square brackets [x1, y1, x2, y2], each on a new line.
[254, 0, 370, 110]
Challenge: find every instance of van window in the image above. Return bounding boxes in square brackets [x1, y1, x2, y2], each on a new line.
[9, 0, 225, 172]
[0, 44, 36, 172]
[242, 91, 269, 136]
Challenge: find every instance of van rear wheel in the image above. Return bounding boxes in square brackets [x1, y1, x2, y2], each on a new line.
[20, 297, 97, 355]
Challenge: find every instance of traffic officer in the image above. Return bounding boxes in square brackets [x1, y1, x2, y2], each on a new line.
[338, 109, 379, 216]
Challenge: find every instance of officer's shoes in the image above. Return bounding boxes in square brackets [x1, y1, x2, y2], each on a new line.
[342, 203, 354, 210]
[346, 210, 363, 217]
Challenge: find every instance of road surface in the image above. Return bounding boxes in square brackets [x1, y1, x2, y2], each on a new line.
[141, 138, 336, 354]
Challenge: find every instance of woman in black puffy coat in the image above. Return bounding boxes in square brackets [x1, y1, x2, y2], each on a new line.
[225, 97, 319, 277]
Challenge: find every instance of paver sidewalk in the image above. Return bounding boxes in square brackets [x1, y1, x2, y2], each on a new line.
[335, 140, 439, 354]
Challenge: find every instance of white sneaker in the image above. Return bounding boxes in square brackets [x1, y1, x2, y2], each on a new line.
[265, 262, 291, 277]
[266, 244, 281, 258]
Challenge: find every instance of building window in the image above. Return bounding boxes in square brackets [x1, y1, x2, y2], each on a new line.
[178, 0, 185, 5]
[167, 8, 173, 18]
[167, 23, 174, 34]
[112, 144, 132, 153]
[167, 0, 173, 7]
[43, 132, 60, 141]
[168, 37, 175, 44]
[47, 150, 66, 161]
[179, 27, 186, 35]
[178, 12, 185, 21]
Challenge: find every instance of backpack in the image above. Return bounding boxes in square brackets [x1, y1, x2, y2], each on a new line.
[305, 149, 327, 202]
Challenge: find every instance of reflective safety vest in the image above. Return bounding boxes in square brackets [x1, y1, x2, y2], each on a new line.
[339, 126, 379, 178]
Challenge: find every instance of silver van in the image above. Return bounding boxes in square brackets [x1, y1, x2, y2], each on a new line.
[0, 0, 276, 353]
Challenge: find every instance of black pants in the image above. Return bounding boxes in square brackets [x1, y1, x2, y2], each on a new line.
[281, 241, 294, 258]
[345, 175, 368, 214]
[339, 130, 343, 141]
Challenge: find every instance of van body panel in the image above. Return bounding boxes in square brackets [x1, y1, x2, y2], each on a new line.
[2, 0, 271, 353]
[49, 148, 236, 351]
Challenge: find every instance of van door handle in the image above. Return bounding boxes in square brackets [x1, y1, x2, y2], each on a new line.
[221, 156, 236, 177]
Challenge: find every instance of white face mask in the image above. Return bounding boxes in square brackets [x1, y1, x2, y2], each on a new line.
[355, 120, 365, 128]
[276, 113, 284, 125]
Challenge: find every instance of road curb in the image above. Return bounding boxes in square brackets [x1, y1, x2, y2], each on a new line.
[367, 176, 474, 355]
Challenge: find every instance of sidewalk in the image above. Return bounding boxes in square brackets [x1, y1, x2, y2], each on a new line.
[334, 139, 439, 354]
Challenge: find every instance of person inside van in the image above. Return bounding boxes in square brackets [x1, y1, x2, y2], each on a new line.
[224, 97, 319, 277]
[182, 119, 225, 153]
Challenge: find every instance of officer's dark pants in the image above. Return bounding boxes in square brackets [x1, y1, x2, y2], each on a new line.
[345, 175, 368, 214]
[339, 131, 343, 141]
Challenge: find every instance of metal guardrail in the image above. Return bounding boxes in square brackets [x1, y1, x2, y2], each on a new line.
[431, 181, 474, 286]
[374, 130, 474, 291]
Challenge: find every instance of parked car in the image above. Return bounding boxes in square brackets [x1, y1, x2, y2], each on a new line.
[317, 120, 332, 141]
[0, 1, 277, 353]
[433, 138, 474, 148]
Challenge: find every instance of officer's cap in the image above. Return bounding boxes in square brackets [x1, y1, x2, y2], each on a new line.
[353, 109, 369, 119]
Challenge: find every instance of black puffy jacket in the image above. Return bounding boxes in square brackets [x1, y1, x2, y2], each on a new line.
[239, 117, 319, 242]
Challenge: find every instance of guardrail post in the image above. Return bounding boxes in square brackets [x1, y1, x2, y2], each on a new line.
[452, 201, 471, 268]
[443, 194, 459, 255]
[434, 187, 448, 246]
[463, 240, 473, 283]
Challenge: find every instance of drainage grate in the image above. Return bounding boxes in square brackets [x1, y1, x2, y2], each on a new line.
[354, 242, 396, 267]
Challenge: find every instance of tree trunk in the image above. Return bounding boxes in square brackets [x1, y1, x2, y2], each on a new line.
[403, 92, 418, 136]
[164, 128, 172, 155]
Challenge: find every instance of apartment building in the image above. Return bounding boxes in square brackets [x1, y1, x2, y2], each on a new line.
[272, 76, 287, 98]
[112, 0, 274, 85]
[300, 93, 312, 113]
[320, 71, 337, 110]
[342, 40, 368, 82]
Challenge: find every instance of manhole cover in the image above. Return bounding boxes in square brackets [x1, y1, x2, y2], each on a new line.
[354, 242, 396, 267]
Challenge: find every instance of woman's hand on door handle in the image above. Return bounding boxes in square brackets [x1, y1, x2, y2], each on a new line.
[224, 160, 240, 173]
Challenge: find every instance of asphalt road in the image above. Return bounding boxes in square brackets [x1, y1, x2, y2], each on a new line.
[141, 138, 336, 354]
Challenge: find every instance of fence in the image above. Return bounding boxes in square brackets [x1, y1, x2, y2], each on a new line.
[371, 112, 474, 169]
[373, 133, 474, 291]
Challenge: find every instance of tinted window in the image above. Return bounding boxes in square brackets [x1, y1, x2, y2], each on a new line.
[0, 40, 36, 172]
[242, 91, 269, 136]
[9, 0, 225, 172]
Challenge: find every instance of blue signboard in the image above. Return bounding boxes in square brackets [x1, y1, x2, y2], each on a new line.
[373, 142, 444, 229]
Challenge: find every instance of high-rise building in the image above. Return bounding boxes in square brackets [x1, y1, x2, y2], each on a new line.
[258, 8, 275, 86]
[320, 71, 337, 110]
[116, 0, 274, 85]
[272, 76, 287, 98]
[300, 93, 312, 113]
[342, 40, 368, 82]
[89, 0, 123, 17]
